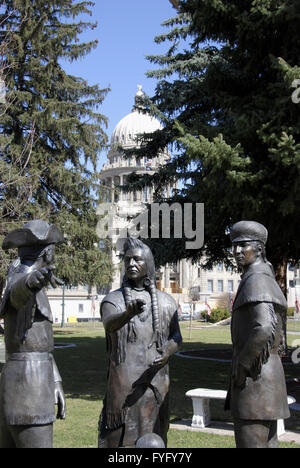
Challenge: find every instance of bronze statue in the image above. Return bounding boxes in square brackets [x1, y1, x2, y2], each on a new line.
[98, 237, 182, 448]
[0, 220, 66, 448]
[225, 221, 290, 448]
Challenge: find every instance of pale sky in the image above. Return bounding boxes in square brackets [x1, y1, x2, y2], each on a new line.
[62, 0, 177, 167]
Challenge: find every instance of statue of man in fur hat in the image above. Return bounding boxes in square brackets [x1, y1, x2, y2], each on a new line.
[225, 220, 290, 448]
[98, 238, 182, 448]
[0, 220, 66, 448]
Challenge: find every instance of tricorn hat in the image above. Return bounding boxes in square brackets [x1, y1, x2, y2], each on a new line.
[230, 220, 268, 245]
[2, 220, 64, 250]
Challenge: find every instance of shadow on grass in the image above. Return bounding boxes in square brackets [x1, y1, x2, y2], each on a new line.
[52, 327, 234, 424]
[53, 332, 108, 402]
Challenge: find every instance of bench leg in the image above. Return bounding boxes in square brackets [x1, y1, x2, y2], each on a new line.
[191, 397, 211, 428]
[277, 419, 285, 437]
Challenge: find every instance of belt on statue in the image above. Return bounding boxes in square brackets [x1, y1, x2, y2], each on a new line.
[5, 351, 51, 362]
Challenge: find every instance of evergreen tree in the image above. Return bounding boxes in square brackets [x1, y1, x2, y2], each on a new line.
[127, 0, 300, 294]
[0, 0, 113, 292]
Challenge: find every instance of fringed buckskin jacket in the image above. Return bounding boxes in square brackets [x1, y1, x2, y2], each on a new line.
[98, 287, 181, 446]
[225, 261, 290, 421]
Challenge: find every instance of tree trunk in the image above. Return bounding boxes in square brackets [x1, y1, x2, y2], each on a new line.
[268, 249, 288, 355]
[0, 278, 5, 303]
[273, 258, 288, 298]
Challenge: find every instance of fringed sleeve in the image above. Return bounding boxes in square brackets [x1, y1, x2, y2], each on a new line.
[238, 302, 278, 380]
[248, 303, 277, 380]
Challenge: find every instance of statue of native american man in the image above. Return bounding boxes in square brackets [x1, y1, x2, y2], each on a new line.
[98, 238, 182, 448]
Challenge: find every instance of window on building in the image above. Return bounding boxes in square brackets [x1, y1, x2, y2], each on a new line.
[78, 304, 84, 313]
[289, 280, 295, 288]
[217, 263, 223, 271]
[228, 280, 234, 292]
[218, 280, 224, 292]
[207, 280, 213, 292]
[198, 268, 201, 278]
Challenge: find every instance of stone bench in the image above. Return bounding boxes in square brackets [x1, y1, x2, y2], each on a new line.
[185, 388, 296, 436]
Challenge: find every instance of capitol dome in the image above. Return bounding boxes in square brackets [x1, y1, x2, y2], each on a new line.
[110, 85, 162, 146]
[100, 85, 170, 206]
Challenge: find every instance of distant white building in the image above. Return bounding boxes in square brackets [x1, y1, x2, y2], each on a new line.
[287, 264, 300, 316]
[48, 284, 104, 324]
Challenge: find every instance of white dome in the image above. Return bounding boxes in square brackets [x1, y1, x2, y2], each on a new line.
[110, 86, 162, 146]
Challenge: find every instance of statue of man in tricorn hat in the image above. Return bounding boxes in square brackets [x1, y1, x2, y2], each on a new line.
[98, 237, 182, 448]
[225, 220, 290, 448]
[0, 220, 66, 448]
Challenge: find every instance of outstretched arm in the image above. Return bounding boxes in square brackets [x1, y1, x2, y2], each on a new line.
[101, 298, 146, 333]
[10, 266, 63, 310]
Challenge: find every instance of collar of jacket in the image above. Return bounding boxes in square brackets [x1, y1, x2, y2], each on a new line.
[233, 261, 287, 312]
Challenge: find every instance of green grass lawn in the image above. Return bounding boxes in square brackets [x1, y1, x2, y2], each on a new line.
[50, 320, 300, 448]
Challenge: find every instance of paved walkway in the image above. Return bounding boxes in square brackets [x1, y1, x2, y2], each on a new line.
[170, 420, 300, 445]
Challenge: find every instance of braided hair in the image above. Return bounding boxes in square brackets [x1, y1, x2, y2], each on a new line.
[122, 238, 162, 349]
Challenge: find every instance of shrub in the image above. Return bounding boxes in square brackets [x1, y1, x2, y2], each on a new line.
[201, 307, 231, 324]
[287, 307, 296, 317]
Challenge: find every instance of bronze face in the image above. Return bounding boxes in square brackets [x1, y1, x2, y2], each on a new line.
[44, 244, 55, 265]
[124, 248, 148, 284]
[233, 241, 262, 268]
